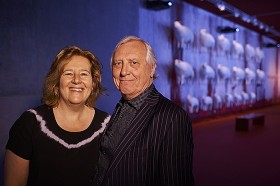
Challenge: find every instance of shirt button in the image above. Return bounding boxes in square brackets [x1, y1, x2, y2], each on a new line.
[106, 131, 113, 137]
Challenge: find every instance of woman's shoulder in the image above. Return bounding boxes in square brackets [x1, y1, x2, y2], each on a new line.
[93, 107, 110, 125]
[15, 104, 49, 123]
[8, 105, 48, 144]
[29, 104, 51, 113]
[94, 107, 110, 118]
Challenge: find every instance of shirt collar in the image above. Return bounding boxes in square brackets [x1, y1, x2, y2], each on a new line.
[119, 84, 154, 110]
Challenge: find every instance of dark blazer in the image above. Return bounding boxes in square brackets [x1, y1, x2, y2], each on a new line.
[100, 87, 194, 186]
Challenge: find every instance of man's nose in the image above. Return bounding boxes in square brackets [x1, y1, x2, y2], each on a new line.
[120, 63, 129, 76]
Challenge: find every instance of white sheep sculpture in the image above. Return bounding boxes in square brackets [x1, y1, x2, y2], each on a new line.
[174, 59, 194, 85]
[231, 40, 244, 59]
[232, 66, 245, 81]
[174, 21, 194, 49]
[200, 63, 215, 80]
[187, 95, 199, 113]
[255, 47, 264, 63]
[200, 29, 215, 49]
[201, 96, 213, 111]
[217, 64, 231, 80]
[245, 44, 256, 62]
[217, 34, 230, 54]
[245, 68, 256, 84]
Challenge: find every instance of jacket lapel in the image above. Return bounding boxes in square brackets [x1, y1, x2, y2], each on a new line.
[105, 88, 161, 177]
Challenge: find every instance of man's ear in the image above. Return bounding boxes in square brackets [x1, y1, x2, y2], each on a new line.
[150, 64, 156, 78]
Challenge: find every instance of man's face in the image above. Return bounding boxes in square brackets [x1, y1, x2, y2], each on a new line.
[112, 40, 155, 100]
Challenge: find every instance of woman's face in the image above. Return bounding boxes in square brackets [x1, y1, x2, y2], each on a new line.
[58, 56, 93, 107]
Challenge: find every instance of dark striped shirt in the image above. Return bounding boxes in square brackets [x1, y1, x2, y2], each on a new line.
[94, 84, 154, 185]
[92, 85, 194, 186]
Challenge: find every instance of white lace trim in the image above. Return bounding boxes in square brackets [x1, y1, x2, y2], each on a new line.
[28, 109, 110, 149]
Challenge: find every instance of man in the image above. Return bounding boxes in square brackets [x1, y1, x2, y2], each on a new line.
[92, 36, 194, 186]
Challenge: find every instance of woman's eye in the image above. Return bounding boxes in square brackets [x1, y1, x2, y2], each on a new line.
[64, 72, 73, 76]
[81, 72, 90, 76]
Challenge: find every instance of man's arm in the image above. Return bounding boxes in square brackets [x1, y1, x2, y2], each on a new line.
[159, 109, 194, 186]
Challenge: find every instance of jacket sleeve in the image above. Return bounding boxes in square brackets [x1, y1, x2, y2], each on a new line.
[159, 107, 194, 186]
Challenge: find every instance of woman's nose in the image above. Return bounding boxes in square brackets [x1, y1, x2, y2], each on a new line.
[72, 73, 81, 84]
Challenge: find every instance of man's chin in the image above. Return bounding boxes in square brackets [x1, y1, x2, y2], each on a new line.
[119, 89, 134, 99]
[120, 89, 131, 95]
[119, 85, 132, 92]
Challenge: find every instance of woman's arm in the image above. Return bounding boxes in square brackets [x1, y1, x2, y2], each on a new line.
[4, 149, 29, 186]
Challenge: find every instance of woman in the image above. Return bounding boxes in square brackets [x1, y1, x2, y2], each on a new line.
[4, 46, 110, 186]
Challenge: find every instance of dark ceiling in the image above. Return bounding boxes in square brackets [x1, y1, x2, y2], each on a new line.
[183, 0, 280, 43]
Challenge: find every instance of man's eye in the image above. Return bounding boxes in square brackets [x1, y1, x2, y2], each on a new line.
[130, 61, 139, 66]
[113, 61, 122, 67]
[115, 62, 122, 65]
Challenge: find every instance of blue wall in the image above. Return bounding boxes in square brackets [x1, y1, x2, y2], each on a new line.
[0, 0, 141, 183]
[0, 0, 141, 109]
[1, 0, 279, 184]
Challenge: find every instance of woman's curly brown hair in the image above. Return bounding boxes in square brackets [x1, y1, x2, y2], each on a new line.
[42, 46, 105, 107]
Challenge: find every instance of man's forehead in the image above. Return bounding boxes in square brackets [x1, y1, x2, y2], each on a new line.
[118, 40, 146, 50]
[115, 47, 146, 57]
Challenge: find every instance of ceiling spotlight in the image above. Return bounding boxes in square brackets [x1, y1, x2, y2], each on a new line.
[262, 42, 280, 48]
[217, 26, 239, 33]
[217, 3, 225, 11]
[252, 17, 258, 26]
[233, 9, 240, 18]
[145, 0, 172, 10]
[264, 26, 270, 32]
[241, 15, 251, 23]
[259, 23, 264, 30]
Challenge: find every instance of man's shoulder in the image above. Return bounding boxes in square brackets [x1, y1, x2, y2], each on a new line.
[150, 87, 183, 108]
[161, 96, 185, 111]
